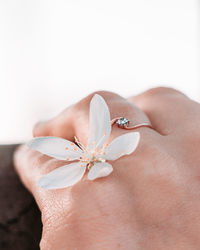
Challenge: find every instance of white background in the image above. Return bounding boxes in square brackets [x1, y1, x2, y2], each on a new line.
[0, 0, 199, 143]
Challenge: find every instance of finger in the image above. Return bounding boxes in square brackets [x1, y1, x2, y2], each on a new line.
[129, 87, 200, 135]
[33, 120, 53, 137]
[14, 144, 75, 212]
[71, 91, 157, 145]
[33, 105, 75, 141]
[34, 91, 157, 145]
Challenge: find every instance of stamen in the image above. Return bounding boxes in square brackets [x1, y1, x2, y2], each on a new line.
[74, 136, 88, 153]
[99, 143, 109, 155]
[87, 162, 94, 170]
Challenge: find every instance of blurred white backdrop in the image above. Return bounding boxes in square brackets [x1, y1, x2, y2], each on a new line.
[0, 0, 199, 143]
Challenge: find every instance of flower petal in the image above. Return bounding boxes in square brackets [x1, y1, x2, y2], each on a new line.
[38, 162, 86, 189]
[87, 162, 113, 181]
[27, 136, 83, 161]
[104, 132, 140, 161]
[88, 94, 111, 150]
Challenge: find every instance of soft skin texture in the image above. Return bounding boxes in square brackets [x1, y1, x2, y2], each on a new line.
[14, 88, 200, 250]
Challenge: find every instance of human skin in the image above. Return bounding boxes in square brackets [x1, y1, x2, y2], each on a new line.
[14, 88, 200, 250]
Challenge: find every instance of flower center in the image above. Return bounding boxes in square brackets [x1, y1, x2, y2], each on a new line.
[80, 154, 105, 170]
[74, 136, 106, 169]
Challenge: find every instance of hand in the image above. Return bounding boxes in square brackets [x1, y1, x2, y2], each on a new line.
[14, 88, 200, 250]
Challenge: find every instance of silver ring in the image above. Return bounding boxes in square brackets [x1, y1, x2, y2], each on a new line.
[111, 117, 153, 130]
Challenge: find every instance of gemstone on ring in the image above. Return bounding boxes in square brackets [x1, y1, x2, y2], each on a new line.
[116, 117, 129, 127]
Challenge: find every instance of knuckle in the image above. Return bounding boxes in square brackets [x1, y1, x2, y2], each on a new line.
[141, 86, 185, 99]
[15, 145, 46, 167]
[33, 120, 52, 137]
[87, 90, 115, 99]
[74, 90, 118, 111]
[85, 90, 118, 105]
[32, 122, 41, 137]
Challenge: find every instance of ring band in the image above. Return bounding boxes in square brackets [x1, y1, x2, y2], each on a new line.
[111, 117, 153, 130]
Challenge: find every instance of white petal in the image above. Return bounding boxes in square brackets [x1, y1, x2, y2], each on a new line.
[87, 162, 113, 181]
[88, 94, 111, 150]
[38, 162, 86, 189]
[27, 136, 83, 161]
[104, 132, 140, 161]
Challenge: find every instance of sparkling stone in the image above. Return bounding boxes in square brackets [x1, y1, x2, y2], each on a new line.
[116, 117, 129, 127]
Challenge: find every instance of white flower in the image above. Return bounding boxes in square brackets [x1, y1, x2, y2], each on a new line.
[27, 94, 140, 189]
